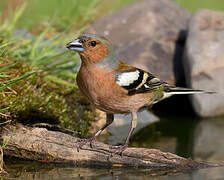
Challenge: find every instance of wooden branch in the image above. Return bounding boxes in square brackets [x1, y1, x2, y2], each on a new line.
[0, 123, 219, 171]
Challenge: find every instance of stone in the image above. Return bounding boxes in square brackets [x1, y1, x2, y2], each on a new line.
[184, 9, 224, 117]
[13, 29, 33, 39]
[87, 0, 190, 84]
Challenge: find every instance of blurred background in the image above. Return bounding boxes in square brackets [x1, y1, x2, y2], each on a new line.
[1, 0, 224, 179]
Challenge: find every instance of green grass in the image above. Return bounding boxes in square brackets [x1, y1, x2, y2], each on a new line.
[17, 0, 100, 31]
[0, 64, 36, 92]
[174, 0, 224, 12]
[0, 4, 83, 132]
[0, 4, 80, 87]
[0, 0, 138, 32]
[0, 0, 139, 84]
[0, 0, 138, 135]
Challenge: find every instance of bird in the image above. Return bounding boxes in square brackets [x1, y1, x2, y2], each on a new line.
[66, 34, 212, 156]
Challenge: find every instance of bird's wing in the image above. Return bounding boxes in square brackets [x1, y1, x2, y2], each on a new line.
[115, 66, 163, 95]
[114, 62, 211, 97]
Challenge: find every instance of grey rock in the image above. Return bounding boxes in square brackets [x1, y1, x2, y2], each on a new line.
[184, 9, 224, 117]
[14, 29, 33, 39]
[87, 0, 190, 84]
[107, 110, 159, 145]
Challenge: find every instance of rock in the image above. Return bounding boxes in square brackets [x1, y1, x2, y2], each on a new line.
[87, 0, 190, 84]
[108, 110, 159, 145]
[184, 9, 224, 117]
[13, 29, 33, 39]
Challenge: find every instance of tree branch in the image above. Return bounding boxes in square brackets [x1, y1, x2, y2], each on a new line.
[0, 123, 219, 170]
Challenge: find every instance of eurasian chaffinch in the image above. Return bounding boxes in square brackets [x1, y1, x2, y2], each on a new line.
[66, 34, 208, 156]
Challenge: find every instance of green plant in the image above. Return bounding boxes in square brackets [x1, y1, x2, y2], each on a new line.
[0, 3, 80, 88]
[0, 127, 15, 175]
[0, 63, 35, 120]
[0, 4, 95, 136]
[1, 128, 15, 149]
[0, 64, 37, 92]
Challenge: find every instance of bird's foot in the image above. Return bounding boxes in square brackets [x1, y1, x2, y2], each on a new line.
[109, 144, 128, 158]
[77, 136, 96, 152]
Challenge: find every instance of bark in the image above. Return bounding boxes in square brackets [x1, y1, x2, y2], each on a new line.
[0, 146, 7, 176]
[0, 123, 219, 170]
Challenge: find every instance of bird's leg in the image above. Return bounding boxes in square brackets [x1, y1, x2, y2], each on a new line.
[110, 112, 137, 157]
[77, 113, 114, 152]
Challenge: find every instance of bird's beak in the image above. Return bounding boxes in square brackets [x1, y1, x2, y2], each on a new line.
[66, 39, 85, 52]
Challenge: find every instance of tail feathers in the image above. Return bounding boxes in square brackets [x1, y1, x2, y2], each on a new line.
[163, 85, 215, 98]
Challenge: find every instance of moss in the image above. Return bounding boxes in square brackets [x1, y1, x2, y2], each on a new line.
[0, 58, 95, 137]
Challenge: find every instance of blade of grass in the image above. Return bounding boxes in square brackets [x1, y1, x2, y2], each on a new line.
[44, 75, 78, 89]
[7, 3, 27, 33]
[1, 128, 15, 149]
[56, 72, 76, 80]
[0, 63, 16, 73]
[30, 27, 50, 60]
[43, 59, 76, 72]
[0, 71, 37, 91]
[34, 51, 68, 66]
[0, 107, 10, 113]
[0, 40, 15, 49]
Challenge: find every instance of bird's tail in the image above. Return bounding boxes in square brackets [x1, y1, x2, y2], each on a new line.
[163, 84, 215, 99]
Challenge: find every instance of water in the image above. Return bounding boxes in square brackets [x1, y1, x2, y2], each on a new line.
[3, 163, 224, 180]
[130, 115, 224, 162]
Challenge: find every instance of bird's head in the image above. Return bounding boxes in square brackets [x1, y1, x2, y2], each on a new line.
[66, 34, 116, 65]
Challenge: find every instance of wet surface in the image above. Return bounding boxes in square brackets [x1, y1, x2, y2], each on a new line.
[130, 115, 224, 163]
[2, 113, 224, 180]
[2, 160, 224, 180]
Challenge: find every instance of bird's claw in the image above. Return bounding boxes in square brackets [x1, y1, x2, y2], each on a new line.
[76, 136, 96, 152]
[108, 144, 128, 159]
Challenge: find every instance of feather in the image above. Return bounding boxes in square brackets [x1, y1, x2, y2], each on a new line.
[114, 63, 215, 97]
[115, 67, 163, 95]
[116, 70, 140, 86]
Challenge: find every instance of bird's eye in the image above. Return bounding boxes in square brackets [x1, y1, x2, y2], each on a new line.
[90, 41, 96, 47]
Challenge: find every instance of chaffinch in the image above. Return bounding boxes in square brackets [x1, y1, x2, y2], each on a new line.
[66, 34, 208, 156]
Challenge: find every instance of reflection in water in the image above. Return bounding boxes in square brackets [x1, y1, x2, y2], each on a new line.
[3, 115, 224, 180]
[130, 115, 224, 163]
[3, 160, 224, 180]
[130, 115, 198, 159]
[193, 117, 224, 162]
